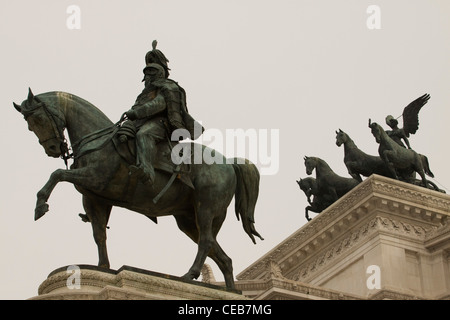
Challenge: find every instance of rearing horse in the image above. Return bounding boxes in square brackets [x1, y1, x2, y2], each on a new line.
[13, 89, 263, 289]
[296, 177, 334, 221]
[303, 156, 359, 205]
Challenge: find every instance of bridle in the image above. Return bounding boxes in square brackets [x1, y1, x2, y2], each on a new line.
[23, 97, 72, 168]
[24, 96, 131, 170]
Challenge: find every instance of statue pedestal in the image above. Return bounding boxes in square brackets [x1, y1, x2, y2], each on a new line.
[29, 265, 246, 300]
[237, 175, 450, 300]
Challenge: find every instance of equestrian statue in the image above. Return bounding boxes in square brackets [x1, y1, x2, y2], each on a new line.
[13, 41, 263, 289]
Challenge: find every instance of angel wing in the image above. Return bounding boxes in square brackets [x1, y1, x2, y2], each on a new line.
[402, 93, 430, 137]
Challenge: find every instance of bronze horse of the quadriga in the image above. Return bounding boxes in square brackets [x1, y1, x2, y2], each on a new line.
[368, 119, 435, 190]
[303, 156, 360, 219]
[335, 129, 394, 182]
[296, 177, 334, 221]
[14, 89, 263, 289]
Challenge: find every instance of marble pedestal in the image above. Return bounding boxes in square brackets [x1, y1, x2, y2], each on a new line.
[30, 265, 246, 300]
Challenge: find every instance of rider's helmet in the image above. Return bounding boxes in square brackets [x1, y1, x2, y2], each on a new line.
[144, 40, 170, 78]
[142, 63, 165, 82]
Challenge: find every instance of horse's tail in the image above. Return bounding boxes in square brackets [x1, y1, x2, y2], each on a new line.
[420, 154, 434, 178]
[231, 158, 264, 244]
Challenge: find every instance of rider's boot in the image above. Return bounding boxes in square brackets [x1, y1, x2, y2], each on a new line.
[131, 134, 157, 185]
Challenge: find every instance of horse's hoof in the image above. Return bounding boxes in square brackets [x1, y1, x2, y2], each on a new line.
[181, 271, 199, 282]
[181, 273, 193, 281]
[225, 282, 236, 290]
[79, 213, 90, 223]
[34, 203, 49, 221]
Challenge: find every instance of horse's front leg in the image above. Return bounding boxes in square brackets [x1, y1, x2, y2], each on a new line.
[382, 150, 399, 180]
[413, 157, 428, 188]
[305, 206, 312, 221]
[35, 167, 100, 220]
[347, 163, 363, 182]
[82, 195, 112, 269]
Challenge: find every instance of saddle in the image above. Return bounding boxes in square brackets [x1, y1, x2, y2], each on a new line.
[74, 122, 194, 204]
[113, 124, 194, 190]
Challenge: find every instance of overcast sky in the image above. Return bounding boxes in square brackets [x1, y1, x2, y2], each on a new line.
[1, 0, 449, 299]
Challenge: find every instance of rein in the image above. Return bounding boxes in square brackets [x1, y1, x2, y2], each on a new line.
[68, 113, 128, 162]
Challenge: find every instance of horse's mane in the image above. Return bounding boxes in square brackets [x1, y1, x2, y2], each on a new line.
[311, 156, 332, 169]
[370, 121, 390, 138]
[37, 91, 114, 126]
[338, 130, 360, 148]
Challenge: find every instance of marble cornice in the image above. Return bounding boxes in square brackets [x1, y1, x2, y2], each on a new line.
[237, 175, 450, 281]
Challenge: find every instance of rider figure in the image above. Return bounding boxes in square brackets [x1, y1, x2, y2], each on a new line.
[385, 115, 412, 149]
[125, 41, 204, 185]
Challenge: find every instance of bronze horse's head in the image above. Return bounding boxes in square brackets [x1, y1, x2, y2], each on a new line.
[297, 177, 315, 194]
[335, 129, 346, 147]
[14, 88, 67, 158]
[304, 156, 316, 175]
[297, 178, 307, 193]
[368, 119, 381, 143]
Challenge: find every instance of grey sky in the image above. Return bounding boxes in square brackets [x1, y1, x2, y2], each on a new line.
[1, 0, 449, 299]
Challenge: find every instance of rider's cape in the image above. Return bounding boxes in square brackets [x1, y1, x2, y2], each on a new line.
[153, 78, 204, 140]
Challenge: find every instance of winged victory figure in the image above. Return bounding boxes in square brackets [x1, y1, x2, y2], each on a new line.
[385, 93, 430, 149]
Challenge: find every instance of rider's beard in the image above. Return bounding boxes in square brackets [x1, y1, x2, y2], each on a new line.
[144, 81, 157, 91]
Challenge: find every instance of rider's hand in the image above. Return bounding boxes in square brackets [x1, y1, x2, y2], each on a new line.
[125, 109, 138, 120]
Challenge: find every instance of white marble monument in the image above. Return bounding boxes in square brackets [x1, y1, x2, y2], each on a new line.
[236, 175, 450, 300]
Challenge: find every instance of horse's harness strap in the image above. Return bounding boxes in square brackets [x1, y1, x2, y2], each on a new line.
[71, 125, 115, 150]
[70, 113, 127, 161]
[74, 126, 120, 160]
[153, 164, 181, 204]
[161, 119, 191, 175]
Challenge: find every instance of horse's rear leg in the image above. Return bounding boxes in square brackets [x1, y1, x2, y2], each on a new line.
[181, 207, 215, 282]
[209, 240, 234, 289]
[416, 168, 428, 187]
[173, 212, 205, 281]
[82, 196, 112, 269]
[209, 212, 234, 288]
[175, 212, 234, 289]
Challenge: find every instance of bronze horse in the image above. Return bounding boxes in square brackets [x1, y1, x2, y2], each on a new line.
[368, 119, 432, 189]
[303, 156, 359, 206]
[296, 177, 334, 221]
[335, 129, 394, 182]
[336, 127, 441, 191]
[13, 89, 263, 289]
